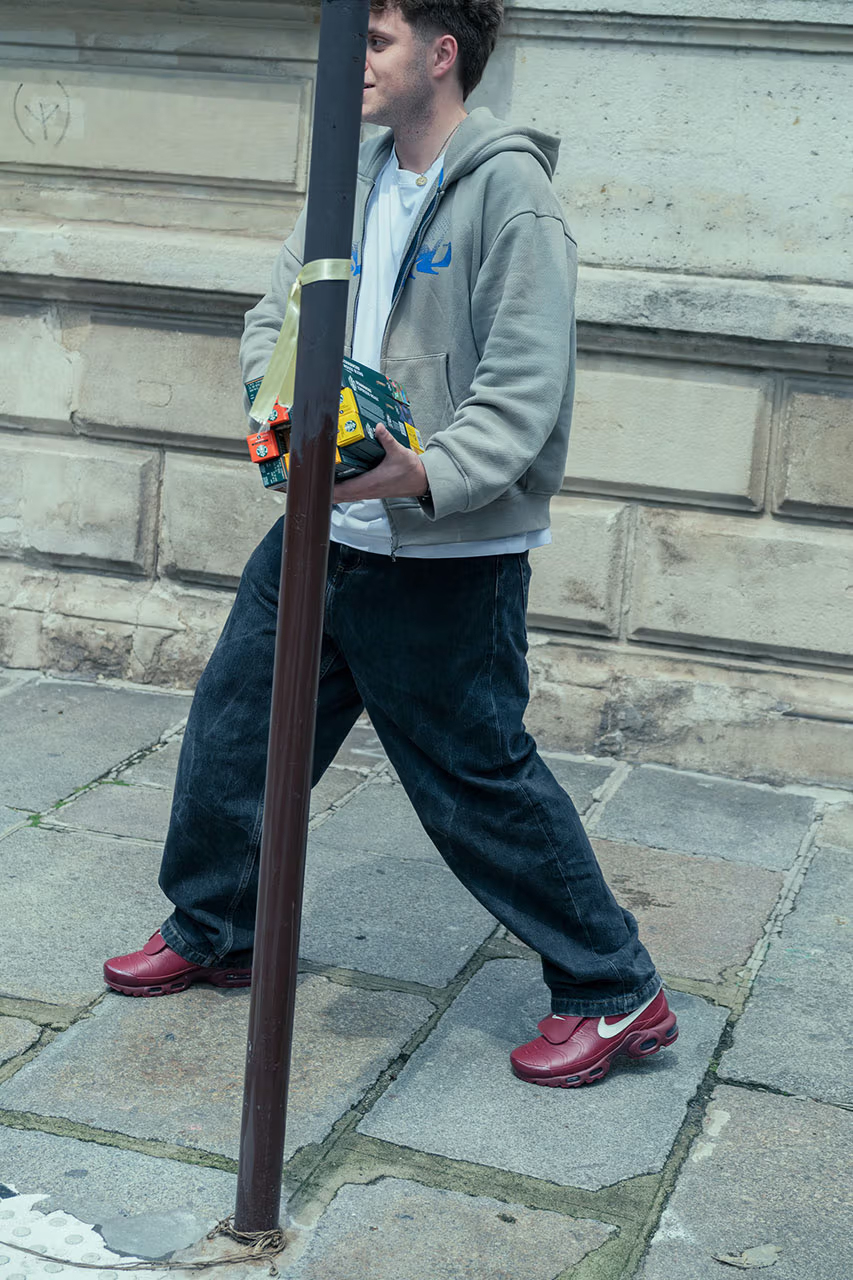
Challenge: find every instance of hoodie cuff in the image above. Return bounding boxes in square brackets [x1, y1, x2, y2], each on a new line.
[420, 445, 471, 521]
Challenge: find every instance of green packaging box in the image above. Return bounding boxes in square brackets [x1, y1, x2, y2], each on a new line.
[257, 357, 424, 491]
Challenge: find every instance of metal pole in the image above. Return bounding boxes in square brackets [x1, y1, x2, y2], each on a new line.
[234, 0, 369, 1233]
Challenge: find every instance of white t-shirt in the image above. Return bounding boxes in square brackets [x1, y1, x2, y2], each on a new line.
[330, 147, 550, 559]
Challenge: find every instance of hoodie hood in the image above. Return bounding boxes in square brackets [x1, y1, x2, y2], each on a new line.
[359, 106, 560, 188]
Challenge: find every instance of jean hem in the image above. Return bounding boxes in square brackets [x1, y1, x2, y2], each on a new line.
[159, 916, 220, 969]
[549, 972, 662, 1018]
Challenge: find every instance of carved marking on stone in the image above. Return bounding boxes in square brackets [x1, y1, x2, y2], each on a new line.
[13, 81, 71, 147]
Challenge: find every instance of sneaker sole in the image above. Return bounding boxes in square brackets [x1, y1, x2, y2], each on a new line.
[512, 1018, 679, 1088]
[105, 969, 252, 998]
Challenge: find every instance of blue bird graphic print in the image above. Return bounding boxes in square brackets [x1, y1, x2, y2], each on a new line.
[415, 239, 452, 274]
[351, 238, 452, 283]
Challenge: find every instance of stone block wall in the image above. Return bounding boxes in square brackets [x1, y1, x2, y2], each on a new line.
[1, 0, 852, 787]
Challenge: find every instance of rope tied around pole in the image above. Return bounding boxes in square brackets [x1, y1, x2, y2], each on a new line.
[208, 1215, 287, 1270]
[0, 1214, 286, 1276]
[248, 257, 352, 430]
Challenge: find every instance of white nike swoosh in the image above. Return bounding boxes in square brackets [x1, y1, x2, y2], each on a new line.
[597, 988, 660, 1040]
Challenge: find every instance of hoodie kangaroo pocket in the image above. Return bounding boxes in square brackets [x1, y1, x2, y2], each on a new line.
[383, 353, 454, 443]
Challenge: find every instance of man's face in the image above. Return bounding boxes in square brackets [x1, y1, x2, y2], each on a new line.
[362, 8, 436, 130]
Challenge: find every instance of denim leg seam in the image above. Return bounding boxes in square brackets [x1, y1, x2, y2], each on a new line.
[486, 564, 597, 965]
[217, 797, 264, 958]
[486, 559, 504, 765]
[242, 572, 279, 618]
[486, 561, 600, 960]
[318, 642, 338, 682]
[503, 767, 610, 975]
[489, 558, 626, 996]
[215, 564, 338, 955]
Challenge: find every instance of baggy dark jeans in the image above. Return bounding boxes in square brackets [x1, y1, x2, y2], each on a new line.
[159, 519, 660, 1016]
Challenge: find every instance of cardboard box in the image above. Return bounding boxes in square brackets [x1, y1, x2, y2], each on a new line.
[246, 358, 423, 492]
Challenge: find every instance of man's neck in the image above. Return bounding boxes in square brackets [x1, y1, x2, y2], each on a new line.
[393, 105, 467, 174]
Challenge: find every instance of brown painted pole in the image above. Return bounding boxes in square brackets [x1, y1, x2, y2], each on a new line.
[234, 0, 369, 1234]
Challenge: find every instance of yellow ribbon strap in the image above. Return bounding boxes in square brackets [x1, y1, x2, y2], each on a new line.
[249, 257, 353, 427]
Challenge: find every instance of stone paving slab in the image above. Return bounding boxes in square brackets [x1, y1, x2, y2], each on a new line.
[50, 769, 364, 843]
[593, 840, 783, 983]
[719, 846, 852, 1105]
[0, 681, 190, 811]
[540, 754, 617, 815]
[118, 739, 183, 789]
[593, 766, 814, 870]
[0, 671, 27, 694]
[281, 1178, 615, 1279]
[309, 767, 363, 818]
[0, 827, 170, 1006]
[817, 802, 853, 850]
[52, 782, 173, 843]
[117, 746, 364, 826]
[638, 1085, 853, 1280]
[308, 784, 441, 863]
[0, 1018, 39, 1067]
[0, 1129, 237, 1259]
[302, 839, 496, 987]
[333, 722, 388, 772]
[359, 960, 727, 1190]
[0, 810, 22, 838]
[0, 978, 433, 1163]
[117, 724, 384, 793]
[302, 780, 498, 984]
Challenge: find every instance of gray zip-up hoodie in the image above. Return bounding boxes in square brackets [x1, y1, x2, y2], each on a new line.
[240, 107, 578, 549]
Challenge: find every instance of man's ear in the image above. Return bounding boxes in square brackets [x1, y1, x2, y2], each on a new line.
[432, 33, 459, 82]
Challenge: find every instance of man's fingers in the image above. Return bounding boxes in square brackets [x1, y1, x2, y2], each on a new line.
[375, 423, 403, 452]
[331, 426, 427, 502]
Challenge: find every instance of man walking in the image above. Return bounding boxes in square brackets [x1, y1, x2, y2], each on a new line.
[105, 0, 677, 1089]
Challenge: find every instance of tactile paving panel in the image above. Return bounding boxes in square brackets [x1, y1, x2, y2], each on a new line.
[0, 1192, 168, 1280]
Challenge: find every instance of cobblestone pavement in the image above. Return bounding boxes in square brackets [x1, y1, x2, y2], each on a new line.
[1, 669, 851, 1279]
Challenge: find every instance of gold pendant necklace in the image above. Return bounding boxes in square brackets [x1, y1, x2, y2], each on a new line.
[415, 117, 464, 187]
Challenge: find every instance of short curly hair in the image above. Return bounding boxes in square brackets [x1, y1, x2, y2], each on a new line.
[369, 1, 504, 99]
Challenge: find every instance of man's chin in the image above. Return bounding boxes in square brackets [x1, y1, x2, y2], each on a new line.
[362, 92, 394, 127]
[362, 106, 390, 128]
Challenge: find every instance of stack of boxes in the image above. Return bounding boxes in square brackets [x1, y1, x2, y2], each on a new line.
[246, 357, 424, 492]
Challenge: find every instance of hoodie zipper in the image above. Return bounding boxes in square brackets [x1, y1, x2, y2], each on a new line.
[380, 173, 445, 557]
[382, 174, 444, 362]
[352, 168, 444, 363]
[348, 168, 405, 557]
[349, 173, 377, 348]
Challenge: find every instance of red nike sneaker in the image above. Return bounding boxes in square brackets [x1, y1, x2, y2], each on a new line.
[510, 987, 678, 1087]
[104, 931, 252, 997]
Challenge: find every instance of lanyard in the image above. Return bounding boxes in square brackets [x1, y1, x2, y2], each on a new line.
[249, 258, 352, 427]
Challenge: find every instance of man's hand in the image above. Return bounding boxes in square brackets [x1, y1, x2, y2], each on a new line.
[333, 424, 428, 503]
